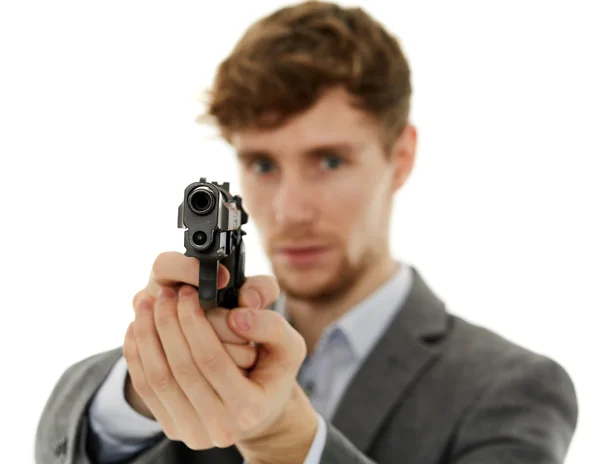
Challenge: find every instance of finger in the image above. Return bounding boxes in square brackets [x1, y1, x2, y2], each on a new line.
[153, 286, 235, 447]
[238, 275, 280, 310]
[133, 252, 229, 308]
[177, 285, 255, 412]
[122, 321, 176, 436]
[136, 254, 277, 312]
[205, 308, 257, 344]
[133, 293, 207, 437]
[228, 308, 306, 396]
[137, 299, 256, 345]
[223, 343, 257, 369]
[152, 251, 230, 288]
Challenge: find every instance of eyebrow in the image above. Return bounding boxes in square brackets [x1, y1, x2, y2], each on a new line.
[236, 143, 355, 160]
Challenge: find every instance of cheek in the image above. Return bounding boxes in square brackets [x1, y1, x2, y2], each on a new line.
[240, 178, 272, 226]
[328, 185, 372, 248]
[330, 180, 389, 255]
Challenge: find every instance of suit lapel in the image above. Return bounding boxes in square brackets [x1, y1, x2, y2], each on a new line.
[329, 267, 449, 454]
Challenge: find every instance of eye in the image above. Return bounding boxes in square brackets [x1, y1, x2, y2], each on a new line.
[320, 154, 344, 170]
[250, 159, 275, 174]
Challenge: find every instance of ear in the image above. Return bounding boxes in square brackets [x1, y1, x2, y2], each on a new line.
[390, 123, 417, 192]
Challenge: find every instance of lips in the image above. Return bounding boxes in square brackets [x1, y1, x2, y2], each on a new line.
[275, 244, 332, 266]
[276, 244, 329, 252]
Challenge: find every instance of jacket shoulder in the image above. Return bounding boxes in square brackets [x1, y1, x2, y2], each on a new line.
[447, 314, 571, 380]
[35, 347, 123, 463]
[441, 315, 579, 461]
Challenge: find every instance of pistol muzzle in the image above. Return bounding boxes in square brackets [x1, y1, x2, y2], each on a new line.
[188, 187, 216, 215]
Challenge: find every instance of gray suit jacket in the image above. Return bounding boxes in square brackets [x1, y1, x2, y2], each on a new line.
[35, 268, 578, 463]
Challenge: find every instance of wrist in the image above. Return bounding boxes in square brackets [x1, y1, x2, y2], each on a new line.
[237, 384, 318, 464]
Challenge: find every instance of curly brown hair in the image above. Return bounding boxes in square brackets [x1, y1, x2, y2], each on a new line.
[197, 1, 412, 154]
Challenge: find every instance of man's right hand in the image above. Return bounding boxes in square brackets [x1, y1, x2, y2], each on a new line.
[125, 251, 279, 420]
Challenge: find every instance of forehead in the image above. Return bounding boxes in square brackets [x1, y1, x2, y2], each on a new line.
[231, 87, 378, 157]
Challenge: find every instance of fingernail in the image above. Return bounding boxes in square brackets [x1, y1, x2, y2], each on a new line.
[243, 289, 262, 309]
[233, 309, 252, 331]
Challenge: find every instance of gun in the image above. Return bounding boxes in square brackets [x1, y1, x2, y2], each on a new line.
[177, 177, 248, 310]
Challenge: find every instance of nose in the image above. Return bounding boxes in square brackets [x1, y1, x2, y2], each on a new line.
[273, 173, 318, 226]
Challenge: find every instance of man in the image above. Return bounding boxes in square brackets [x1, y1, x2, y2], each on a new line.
[35, 1, 578, 463]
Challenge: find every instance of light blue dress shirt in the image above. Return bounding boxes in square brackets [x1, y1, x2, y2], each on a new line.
[88, 261, 413, 463]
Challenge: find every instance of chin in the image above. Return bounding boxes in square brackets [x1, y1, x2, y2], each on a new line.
[272, 253, 360, 302]
[278, 272, 334, 299]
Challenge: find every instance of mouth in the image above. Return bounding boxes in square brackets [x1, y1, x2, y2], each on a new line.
[274, 245, 332, 266]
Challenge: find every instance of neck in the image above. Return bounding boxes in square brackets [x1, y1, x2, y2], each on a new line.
[286, 255, 399, 355]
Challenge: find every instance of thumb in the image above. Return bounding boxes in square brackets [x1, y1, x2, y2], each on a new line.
[227, 308, 306, 391]
[237, 275, 280, 310]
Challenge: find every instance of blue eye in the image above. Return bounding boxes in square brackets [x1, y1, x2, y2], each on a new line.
[251, 160, 274, 174]
[321, 154, 344, 170]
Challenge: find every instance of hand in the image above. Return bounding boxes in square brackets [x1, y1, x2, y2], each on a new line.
[123, 252, 314, 454]
[124, 251, 278, 422]
[131, 251, 267, 373]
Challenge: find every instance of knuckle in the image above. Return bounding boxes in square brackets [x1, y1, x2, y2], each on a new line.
[213, 435, 235, 449]
[206, 421, 235, 448]
[197, 350, 226, 375]
[170, 361, 198, 384]
[184, 436, 211, 451]
[147, 368, 173, 393]
[163, 426, 179, 441]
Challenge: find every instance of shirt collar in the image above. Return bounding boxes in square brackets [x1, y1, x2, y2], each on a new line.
[273, 261, 414, 362]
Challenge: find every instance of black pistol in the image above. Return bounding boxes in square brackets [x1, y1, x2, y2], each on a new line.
[177, 177, 248, 310]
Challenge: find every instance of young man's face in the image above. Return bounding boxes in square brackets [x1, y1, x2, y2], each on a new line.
[232, 87, 416, 302]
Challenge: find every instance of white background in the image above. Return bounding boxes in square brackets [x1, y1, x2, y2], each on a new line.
[1, 1, 598, 462]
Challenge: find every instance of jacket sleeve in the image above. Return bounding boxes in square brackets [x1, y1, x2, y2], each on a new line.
[316, 355, 577, 464]
[86, 355, 164, 463]
[34, 347, 168, 464]
[318, 421, 377, 464]
[449, 355, 579, 464]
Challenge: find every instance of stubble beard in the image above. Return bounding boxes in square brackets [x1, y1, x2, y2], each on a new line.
[272, 249, 376, 305]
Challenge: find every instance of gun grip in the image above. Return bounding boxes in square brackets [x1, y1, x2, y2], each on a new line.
[197, 238, 245, 310]
[198, 259, 218, 309]
[218, 239, 245, 309]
